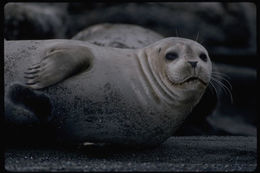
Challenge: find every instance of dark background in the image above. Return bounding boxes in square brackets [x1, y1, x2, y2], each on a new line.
[4, 2, 257, 138]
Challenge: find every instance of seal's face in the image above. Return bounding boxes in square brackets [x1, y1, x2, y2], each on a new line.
[149, 38, 212, 92]
[163, 39, 212, 90]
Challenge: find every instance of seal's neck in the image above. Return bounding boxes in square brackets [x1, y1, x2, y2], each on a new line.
[136, 50, 178, 106]
[136, 50, 204, 108]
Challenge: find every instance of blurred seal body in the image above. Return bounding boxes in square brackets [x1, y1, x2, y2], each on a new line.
[5, 37, 212, 146]
[72, 23, 164, 48]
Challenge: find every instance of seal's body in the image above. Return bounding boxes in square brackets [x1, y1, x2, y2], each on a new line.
[5, 37, 211, 146]
[72, 23, 164, 48]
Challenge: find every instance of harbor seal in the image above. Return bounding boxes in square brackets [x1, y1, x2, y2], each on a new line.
[72, 23, 218, 136]
[5, 37, 212, 147]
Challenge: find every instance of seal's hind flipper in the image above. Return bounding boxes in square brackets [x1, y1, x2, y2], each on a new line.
[25, 45, 93, 89]
[8, 83, 52, 122]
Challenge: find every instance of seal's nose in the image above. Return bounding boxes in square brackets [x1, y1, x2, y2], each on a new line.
[188, 61, 198, 68]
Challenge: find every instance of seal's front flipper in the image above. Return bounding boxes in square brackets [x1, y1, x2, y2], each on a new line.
[25, 45, 94, 89]
[8, 83, 52, 122]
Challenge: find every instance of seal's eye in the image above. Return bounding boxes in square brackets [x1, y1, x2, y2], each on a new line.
[165, 52, 178, 61]
[199, 53, 208, 62]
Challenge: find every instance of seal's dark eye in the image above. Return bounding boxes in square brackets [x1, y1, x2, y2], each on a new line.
[165, 52, 178, 60]
[199, 53, 208, 62]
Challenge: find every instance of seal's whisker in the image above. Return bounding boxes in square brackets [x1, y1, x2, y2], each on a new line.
[211, 79, 232, 103]
[208, 81, 218, 96]
[211, 73, 233, 90]
[211, 73, 231, 80]
[211, 73, 230, 81]
[211, 74, 232, 90]
[211, 77, 231, 93]
[211, 78, 233, 104]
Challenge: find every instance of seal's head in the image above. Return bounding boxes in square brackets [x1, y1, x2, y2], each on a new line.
[144, 37, 212, 101]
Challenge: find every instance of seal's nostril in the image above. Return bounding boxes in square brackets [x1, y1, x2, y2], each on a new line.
[188, 61, 198, 68]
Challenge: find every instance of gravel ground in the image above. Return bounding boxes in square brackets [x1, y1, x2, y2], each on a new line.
[5, 136, 257, 172]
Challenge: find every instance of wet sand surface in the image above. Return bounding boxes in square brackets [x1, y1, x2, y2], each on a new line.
[5, 136, 257, 172]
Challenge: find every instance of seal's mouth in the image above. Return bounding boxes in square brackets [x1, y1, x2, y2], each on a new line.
[182, 77, 207, 85]
[169, 76, 207, 86]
